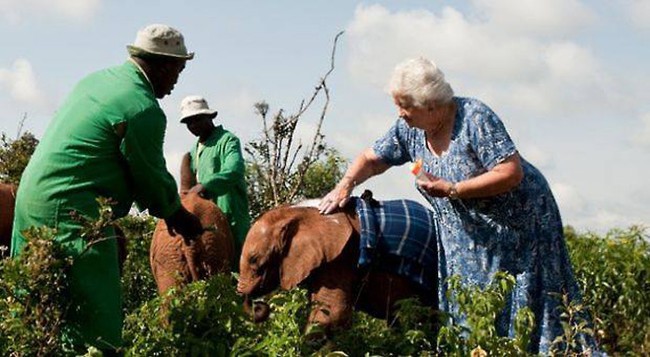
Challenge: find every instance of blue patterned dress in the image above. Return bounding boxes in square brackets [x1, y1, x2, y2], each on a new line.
[372, 97, 593, 354]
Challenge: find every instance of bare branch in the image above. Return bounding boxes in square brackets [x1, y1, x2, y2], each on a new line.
[245, 30, 345, 210]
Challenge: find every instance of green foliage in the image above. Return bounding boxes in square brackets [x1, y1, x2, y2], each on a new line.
[244, 33, 345, 220]
[246, 148, 346, 219]
[566, 225, 650, 355]
[300, 148, 347, 200]
[233, 288, 314, 356]
[548, 292, 595, 356]
[0, 227, 74, 356]
[2, 196, 647, 356]
[329, 298, 438, 356]
[117, 214, 158, 313]
[123, 274, 250, 356]
[0, 130, 39, 185]
[437, 272, 535, 356]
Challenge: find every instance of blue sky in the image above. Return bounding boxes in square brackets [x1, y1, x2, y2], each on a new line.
[1, 0, 649, 233]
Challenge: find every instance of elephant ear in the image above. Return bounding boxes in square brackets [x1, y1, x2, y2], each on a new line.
[280, 208, 353, 290]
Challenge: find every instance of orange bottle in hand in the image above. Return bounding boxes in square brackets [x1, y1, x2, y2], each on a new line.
[410, 158, 431, 181]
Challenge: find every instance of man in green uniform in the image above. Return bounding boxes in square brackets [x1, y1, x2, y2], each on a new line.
[179, 96, 251, 262]
[10, 24, 204, 353]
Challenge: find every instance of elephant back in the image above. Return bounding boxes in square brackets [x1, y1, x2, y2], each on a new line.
[150, 193, 235, 294]
[0, 183, 16, 255]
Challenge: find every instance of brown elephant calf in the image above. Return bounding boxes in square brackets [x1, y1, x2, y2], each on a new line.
[237, 198, 438, 335]
[150, 192, 235, 295]
[0, 183, 17, 257]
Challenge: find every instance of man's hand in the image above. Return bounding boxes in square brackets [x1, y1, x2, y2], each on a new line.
[165, 206, 204, 243]
[188, 183, 206, 197]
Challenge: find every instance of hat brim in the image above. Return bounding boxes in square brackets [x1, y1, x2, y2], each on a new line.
[180, 110, 218, 123]
[127, 45, 195, 60]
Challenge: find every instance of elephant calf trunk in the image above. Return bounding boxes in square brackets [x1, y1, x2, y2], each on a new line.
[243, 296, 270, 323]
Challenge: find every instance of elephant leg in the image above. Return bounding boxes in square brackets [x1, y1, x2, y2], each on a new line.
[181, 240, 201, 281]
[150, 229, 192, 295]
[358, 270, 439, 332]
[308, 251, 357, 333]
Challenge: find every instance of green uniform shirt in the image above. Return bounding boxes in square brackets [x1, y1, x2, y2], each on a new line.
[10, 61, 181, 350]
[189, 125, 251, 253]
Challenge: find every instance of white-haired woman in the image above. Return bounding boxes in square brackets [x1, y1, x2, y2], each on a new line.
[319, 57, 598, 354]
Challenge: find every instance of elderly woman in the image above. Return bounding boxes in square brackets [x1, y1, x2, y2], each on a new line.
[319, 57, 596, 354]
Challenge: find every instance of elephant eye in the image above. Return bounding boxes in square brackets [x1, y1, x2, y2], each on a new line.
[248, 255, 259, 266]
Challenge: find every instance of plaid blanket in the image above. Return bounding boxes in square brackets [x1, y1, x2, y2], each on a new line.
[354, 197, 439, 291]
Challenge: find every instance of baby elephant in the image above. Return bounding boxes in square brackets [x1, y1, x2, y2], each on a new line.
[150, 192, 235, 294]
[0, 183, 16, 257]
[237, 195, 438, 335]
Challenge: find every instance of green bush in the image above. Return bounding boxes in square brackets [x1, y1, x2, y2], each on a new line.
[0, 227, 74, 356]
[117, 214, 158, 313]
[566, 226, 650, 355]
[0, 130, 39, 185]
[437, 272, 535, 356]
[123, 274, 251, 356]
[3, 220, 648, 356]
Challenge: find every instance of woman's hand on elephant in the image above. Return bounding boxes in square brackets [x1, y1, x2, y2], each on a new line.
[319, 182, 353, 214]
[165, 206, 204, 243]
[188, 183, 206, 197]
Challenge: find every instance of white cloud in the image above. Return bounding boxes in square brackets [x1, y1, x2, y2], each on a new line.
[626, 0, 650, 30]
[345, 4, 614, 120]
[551, 182, 650, 233]
[519, 144, 552, 169]
[0, 0, 101, 24]
[328, 111, 397, 160]
[551, 182, 586, 217]
[470, 0, 596, 37]
[633, 112, 650, 146]
[568, 208, 649, 234]
[0, 59, 44, 104]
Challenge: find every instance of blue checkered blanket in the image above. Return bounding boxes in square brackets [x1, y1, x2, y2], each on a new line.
[354, 197, 439, 291]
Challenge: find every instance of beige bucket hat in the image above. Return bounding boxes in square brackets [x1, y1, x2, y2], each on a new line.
[180, 96, 218, 123]
[127, 24, 194, 60]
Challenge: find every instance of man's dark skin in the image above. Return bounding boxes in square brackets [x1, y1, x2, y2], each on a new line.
[131, 55, 186, 98]
[131, 54, 203, 240]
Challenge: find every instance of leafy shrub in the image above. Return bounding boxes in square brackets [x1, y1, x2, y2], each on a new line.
[329, 298, 438, 356]
[0, 130, 38, 185]
[566, 226, 650, 355]
[233, 288, 314, 356]
[117, 214, 158, 313]
[437, 272, 535, 356]
[3, 218, 647, 356]
[0, 227, 74, 356]
[123, 274, 251, 356]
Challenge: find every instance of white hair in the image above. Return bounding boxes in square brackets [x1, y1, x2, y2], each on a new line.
[388, 57, 454, 109]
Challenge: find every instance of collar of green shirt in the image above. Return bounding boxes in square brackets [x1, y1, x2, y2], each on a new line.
[127, 58, 154, 93]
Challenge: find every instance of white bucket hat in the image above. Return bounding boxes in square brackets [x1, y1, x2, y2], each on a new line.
[127, 24, 194, 60]
[180, 96, 218, 123]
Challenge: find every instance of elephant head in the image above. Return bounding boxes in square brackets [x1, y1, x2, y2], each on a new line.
[0, 183, 16, 257]
[237, 204, 358, 323]
[150, 192, 235, 294]
[179, 152, 196, 195]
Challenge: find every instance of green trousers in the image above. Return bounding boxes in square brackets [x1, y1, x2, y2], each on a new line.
[11, 198, 123, 351]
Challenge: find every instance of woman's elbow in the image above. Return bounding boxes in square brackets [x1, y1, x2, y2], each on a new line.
[498, 154, 524, 190]
[510, 165, 524, 188]
[507, 158, 524, 189]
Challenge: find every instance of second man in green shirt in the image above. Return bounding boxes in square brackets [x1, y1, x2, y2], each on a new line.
[179, 96, 251, 264]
